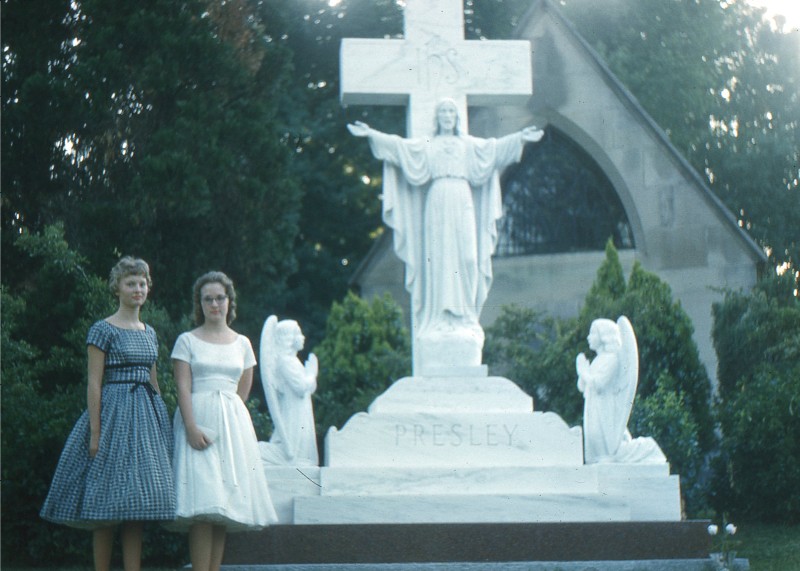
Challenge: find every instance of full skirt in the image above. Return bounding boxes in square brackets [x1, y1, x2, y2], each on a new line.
[171, 390, 278, 531]
[40, 384, 176, 529]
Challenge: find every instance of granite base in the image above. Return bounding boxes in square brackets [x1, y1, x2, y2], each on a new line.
[222, 561, 749, 571]
[223, 521, 712, 566]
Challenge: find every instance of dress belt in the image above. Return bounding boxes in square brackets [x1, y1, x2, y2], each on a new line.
[105, 380, 164, 429]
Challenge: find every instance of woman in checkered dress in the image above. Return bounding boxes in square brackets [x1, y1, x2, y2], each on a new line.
[40, 257, 175, 571]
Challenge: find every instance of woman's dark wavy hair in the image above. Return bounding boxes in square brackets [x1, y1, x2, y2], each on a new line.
[192, 271, 237, 325]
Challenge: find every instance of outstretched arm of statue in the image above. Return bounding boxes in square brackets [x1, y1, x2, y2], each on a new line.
[520, 125, 545, 142]
[347, 121, 371, 137]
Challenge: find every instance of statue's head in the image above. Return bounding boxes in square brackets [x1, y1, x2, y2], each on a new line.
[434, 97, 461, 135]
[588, 318, 622, 352]
[276, 319, 304, 352]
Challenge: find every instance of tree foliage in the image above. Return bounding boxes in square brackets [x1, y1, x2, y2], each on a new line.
[252, 0, 403, 344]
[711, 274, 800, 523]
[2, 0, 302, 345]
[313, 292, 411, 436]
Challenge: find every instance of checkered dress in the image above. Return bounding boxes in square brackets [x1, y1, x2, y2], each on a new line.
[40, 320, 176, 529]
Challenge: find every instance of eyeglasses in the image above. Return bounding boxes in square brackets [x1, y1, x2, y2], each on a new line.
[201, 295, 228, 305]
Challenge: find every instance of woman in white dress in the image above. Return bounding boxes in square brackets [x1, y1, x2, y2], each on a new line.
[171, 271, 277, 571]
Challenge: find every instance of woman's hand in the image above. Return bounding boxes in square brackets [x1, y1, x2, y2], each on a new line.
[347, 121, 370, 137]
[186, 426, 212, 450]
[89, 432, 100, 458]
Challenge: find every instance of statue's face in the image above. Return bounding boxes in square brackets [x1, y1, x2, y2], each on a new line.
[587, 325, 601, 351]
[292, 325, 305, 351]
[436, 102, 458, 133]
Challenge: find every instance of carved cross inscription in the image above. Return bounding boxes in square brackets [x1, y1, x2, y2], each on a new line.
[340, 0, 533, 138]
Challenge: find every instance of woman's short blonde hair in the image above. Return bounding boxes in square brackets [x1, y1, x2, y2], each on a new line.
[108, 256, 152, 295]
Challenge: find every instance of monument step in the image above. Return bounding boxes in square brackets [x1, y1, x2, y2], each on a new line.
[292, 492, 632, 524]
[367, 376, 533, 414]
[318, 465, 600, 496]
[223, 521, 713, 566]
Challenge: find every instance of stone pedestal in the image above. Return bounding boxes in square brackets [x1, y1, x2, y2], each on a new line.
[264, 372, 682, 526]
[415, 327, 484, 375]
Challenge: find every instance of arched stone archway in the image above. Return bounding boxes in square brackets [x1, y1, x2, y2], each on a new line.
[497, 126, 634, 257]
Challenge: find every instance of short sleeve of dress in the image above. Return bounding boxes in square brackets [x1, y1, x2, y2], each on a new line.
[86, 320, 114, 352]
[241, 336, 256, 369]
[171, 333, 193, 363]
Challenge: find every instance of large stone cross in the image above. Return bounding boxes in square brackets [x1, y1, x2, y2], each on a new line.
[340, 0, 533, 138]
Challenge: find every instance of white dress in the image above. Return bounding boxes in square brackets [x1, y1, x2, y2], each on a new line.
[171, 332, 278, 530]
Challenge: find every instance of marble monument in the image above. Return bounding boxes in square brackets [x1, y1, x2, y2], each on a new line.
[261, 0, 682, 527]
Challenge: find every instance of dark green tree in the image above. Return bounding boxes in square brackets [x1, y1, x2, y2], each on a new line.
[313, 292, 411, 435]
[2, 0, 303, 345]
[711, 274, 800, 522]
[254, 0, 403, 344]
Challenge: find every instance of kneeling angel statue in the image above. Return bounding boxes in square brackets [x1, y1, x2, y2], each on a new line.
[576, 316, 666, 464]
[259, 315, 319, 466]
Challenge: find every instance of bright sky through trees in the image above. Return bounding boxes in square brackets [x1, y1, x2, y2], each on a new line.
[749, 0, 800, 31]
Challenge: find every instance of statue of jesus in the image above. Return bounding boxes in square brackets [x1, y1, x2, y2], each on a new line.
[348, 98, 543, 371]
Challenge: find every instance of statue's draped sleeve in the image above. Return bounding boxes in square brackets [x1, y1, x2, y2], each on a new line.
[276, 355, 314, 397]
[367, 130, 430, 313]
[464, 133, 525, 313]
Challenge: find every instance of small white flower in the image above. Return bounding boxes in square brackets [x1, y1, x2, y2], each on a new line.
[707, 524, 719, 536]
[725, 523, 737, 535]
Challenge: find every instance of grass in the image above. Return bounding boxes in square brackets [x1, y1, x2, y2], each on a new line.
[731, 522, 800, 571]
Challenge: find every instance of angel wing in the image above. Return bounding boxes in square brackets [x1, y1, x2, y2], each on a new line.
[616, 315, 639, 432]
[259, 315, 288, 447]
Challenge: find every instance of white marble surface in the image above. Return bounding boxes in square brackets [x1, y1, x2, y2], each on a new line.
[367, 376, 534, 414]
[340, 36, 530, 138]
[265, 375, 680, 525]
[263, 466, 321, 524]
[340, 0, 532, 138]
[325, 410, 583, 468]
[318, 466, 598, 496]
[293, 492, 632, 524]
[594, 464, 682, 521]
